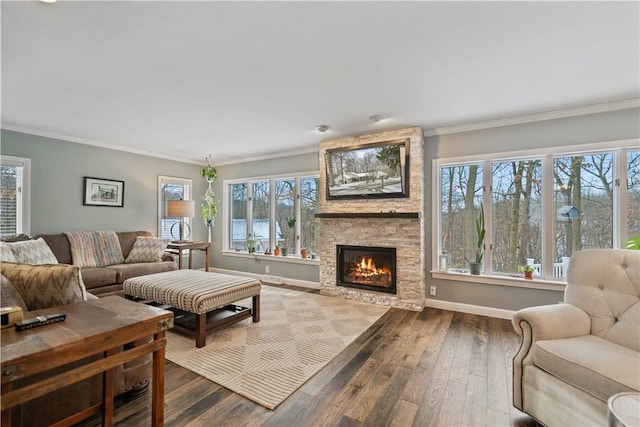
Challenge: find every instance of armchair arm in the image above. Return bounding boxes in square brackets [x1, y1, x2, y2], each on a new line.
[512, 303, 591, 409]
[512, 303, 591, 342]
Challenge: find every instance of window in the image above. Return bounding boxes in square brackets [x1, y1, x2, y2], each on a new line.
[627, 150, 640, 239]
[0, 156, 30, 236]
[158, 176, 192, 240]
[435, 141, 637, 282]
[224, 173, 319, 256]
[491, 159, 542, 275]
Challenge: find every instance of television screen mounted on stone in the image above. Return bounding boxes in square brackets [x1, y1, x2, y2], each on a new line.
[324, 138, 409, 200]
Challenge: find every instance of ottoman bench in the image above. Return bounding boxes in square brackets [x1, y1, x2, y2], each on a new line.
[123, 269, 261, 348]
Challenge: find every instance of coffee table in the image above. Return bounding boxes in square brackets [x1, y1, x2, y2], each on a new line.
[0, 296, 173, 427]
[124, 269, 261, 348]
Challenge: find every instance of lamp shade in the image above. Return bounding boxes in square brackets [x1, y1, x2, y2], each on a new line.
[167, 199, 195, 218]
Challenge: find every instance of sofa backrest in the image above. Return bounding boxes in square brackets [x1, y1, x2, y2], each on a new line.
[35, 231, 155, 264]
[565, 249, 640, 352]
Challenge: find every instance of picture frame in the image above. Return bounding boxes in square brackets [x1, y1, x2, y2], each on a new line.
[83, 177, 125, 207]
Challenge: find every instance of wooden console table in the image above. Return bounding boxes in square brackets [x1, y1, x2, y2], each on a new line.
[167, 241, 210, 271]
[0, 296, 173, 427]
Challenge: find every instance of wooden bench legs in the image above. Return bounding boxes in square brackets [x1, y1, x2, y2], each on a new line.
[192, 294, 261, 348]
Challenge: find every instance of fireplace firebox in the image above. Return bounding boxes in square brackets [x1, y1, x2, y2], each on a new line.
[336, 245, 396, 294]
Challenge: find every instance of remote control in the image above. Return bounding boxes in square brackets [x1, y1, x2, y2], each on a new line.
[15, 313, 66, 331]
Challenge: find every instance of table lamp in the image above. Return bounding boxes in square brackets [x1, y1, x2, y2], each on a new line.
[167, 199, 195, 242]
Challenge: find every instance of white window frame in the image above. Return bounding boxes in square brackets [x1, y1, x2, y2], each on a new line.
[157, 175, 193, 240]
[222, 171, 319, 264]
[1, 155, 31, 236]
[432, 138, 638, 290]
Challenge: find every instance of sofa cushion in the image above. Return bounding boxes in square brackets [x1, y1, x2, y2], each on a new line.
[35, 233, 73, 264]
[0, 262, 87, 310]
[117, 231, 152, 259]
[533, 335, 640, 402]
[65, 231, 125, 267]
[80, 267, 119, 290]
[110, 261, 177, 284]
[8, 238, 59, 265]
[125, 237, 169, 263]
[0, 242, 18, 263]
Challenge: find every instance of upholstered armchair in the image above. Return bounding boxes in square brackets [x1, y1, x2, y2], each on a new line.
[512, 249, 640, 426]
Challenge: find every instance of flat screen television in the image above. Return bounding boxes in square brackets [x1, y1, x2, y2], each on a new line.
[325, 138, 409, 200]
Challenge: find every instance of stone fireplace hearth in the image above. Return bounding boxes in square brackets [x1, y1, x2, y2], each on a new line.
[317, 127, 425, 311]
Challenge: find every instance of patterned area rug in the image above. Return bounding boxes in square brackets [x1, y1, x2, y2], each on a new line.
[165, 286, 389, 409]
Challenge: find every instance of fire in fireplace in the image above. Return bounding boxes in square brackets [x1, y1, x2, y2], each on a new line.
[336, 245, 396, 294]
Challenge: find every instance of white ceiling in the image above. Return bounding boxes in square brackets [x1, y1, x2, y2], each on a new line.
[2, 1, 638, 166]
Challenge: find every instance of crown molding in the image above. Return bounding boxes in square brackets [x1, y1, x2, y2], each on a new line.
[1, 124, 204, 166]
[423, 98, 640, 137]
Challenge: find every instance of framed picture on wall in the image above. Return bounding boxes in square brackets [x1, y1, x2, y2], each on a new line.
[83, 177, 125, 207]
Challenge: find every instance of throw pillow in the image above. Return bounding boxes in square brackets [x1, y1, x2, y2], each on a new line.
[9, 238, 59, 265]
[125, 237, 169, 263]
[0, 242, 18, 263]
[65, 231, 125, 267]
[0, 262, 87, 310]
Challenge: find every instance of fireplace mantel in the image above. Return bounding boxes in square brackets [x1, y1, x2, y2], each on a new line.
[315, 212, 420, 219]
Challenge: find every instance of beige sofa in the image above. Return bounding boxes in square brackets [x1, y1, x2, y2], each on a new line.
[512, 249, 640, 426]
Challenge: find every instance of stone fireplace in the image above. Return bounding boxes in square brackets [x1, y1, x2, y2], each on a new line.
[317, 127, 425, 311]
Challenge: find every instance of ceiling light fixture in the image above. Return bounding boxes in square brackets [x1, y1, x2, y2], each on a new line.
[315, 125, 329, 133]
[40, 0, 57, 3]
[369, 114, 385, 123]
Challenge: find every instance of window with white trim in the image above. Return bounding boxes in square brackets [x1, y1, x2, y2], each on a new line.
[1, 155, 30, 236]
[435, 141, 639, 281]
[225, 173, 319, 256]
[158, 175, 192, 240]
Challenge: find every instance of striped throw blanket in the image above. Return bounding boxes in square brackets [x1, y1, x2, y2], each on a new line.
[65, 230, 125, 268]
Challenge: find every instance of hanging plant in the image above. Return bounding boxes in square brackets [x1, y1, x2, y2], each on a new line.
[202, 165, 217, 182]
[201, 155, 219, 227]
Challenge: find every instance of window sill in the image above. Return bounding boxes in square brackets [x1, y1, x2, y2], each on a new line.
[430, 270, 566, 291]
[222, 250, 320, 266]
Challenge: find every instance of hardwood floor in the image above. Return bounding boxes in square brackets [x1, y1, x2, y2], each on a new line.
[79, 285, 539, 427]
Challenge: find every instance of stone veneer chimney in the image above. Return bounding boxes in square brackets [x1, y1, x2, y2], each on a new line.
[317, 127, 425, 311]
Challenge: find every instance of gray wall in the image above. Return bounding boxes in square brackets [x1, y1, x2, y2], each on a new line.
[0, 130, 209, 266]
[424, 107, 640, 311]
[211, 152, 320, 283]
[3, 106, 638, 310]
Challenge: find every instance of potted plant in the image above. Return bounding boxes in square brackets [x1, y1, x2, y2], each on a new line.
[300, 247, 308, 259]
[273, 245, 280, 256]
[466, 203, 485, 275]
[625, 236, 640, 250]
[246, 233, 257, 253]
[521, 265, 535, 280]
[284, 216, 296, 256]
[200, 155, 219, 233]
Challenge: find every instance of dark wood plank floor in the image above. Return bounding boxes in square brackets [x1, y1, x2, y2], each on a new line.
[79, 285, 539, 427]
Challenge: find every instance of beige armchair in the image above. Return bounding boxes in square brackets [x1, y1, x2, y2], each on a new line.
[512, 249, 640, 426]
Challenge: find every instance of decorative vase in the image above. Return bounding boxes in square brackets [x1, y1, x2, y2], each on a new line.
[469, 262, 482, 275]
[300, 248, 308, 258]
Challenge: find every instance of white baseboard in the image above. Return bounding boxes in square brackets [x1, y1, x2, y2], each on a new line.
[210, 267, 514, 319]
[210, 268, 320, 290]
[424, 298, 515, 320]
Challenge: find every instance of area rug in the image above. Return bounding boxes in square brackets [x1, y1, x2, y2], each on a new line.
[164, 286, 389, 409]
